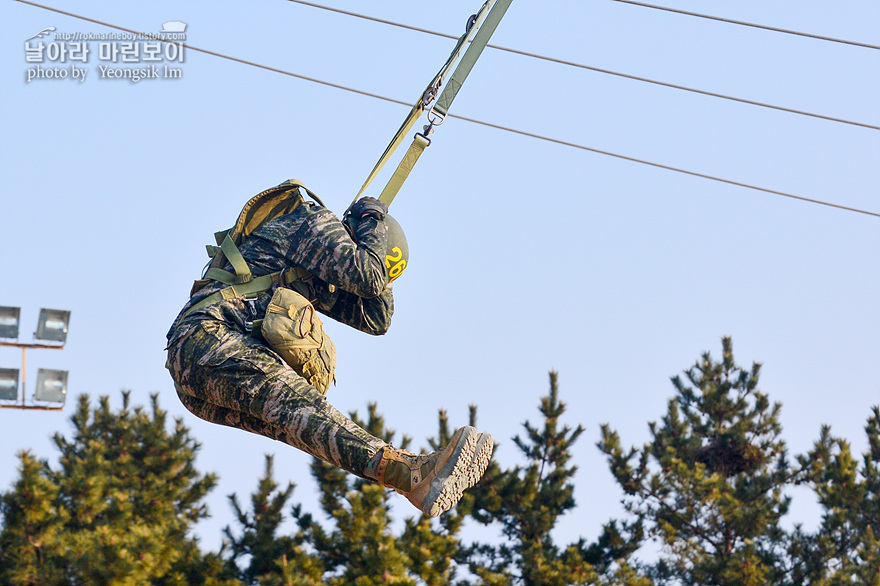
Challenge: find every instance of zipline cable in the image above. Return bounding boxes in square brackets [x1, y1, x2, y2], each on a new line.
[13, 0, 880, 219]
[612, 0, 880, 51]
[284, 0, 879, 132]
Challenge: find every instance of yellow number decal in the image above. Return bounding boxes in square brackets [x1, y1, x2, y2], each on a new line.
[386, 246, 403, 268]
[386, 247, 406, 281]
[389, 259, 406, 280]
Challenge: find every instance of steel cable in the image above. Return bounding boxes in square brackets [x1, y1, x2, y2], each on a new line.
[285, 0, 879, 131]
[612, 0, 880, 51]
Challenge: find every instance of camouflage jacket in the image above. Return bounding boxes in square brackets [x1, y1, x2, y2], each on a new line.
[167, 200, 393, 345]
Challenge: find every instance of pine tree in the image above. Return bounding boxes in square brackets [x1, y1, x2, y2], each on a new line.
[466, 371, 625, 586]
[0, 391, 233, 586]
[222, 455, 322, 586]
[598, 337, 794, 585]
[0, 452, 68, 585]
[154, 541, 236, 586]
[397, 406, 480, 586]
[797, 406, 880, 585]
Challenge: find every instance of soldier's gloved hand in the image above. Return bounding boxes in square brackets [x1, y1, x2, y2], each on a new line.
[350, 197, 388, 221]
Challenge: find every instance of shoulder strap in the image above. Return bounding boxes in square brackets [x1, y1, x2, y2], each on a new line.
[190, 179, 316, 297]
[204, 179, 309, 277]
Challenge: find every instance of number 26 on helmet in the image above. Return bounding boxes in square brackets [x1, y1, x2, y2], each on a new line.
[384, 214, 408, 283]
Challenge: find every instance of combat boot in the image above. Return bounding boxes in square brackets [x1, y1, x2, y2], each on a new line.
[375, 426, 493, 517]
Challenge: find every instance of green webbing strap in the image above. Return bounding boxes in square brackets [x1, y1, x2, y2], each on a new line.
[286, 180, 326, 209]
[350, 0, 494, 208]
[352, 104, 425, 205]
[181, 266, 311, 319]
[203, 267, 237, 285]
[378, 133, 431, 206]
[373, 0, 511, 206]
[433, 0, 513, 118]
[183, 273, 277, 317]
[220, 234, 252, 284]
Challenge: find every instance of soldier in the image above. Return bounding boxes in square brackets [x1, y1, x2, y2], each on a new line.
[166, 187, 493, 517]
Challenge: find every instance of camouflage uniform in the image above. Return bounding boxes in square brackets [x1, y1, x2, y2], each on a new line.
[166, 200, 393, 478]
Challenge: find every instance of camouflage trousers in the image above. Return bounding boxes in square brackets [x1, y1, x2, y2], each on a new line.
[166, 318, 388, 478]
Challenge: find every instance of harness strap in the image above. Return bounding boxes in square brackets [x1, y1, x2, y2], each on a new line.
[353, 104, 425, 206]
[354, 0, 513, 209]
[181, 266, 312, 319]
[350, 0, 494, 208]
[379, 133, 431, 206]
[434, 0, 512, 117]
[203, 267, 238, 285]
[220, 234, 252, 284]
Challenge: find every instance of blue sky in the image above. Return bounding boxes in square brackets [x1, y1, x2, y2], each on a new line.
[2, 0, 878, 554]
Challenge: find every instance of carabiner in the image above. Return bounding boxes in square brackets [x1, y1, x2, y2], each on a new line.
[421, 80, 441, 109]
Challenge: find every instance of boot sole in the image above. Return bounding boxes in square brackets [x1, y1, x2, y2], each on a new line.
[422, 427, 493, 517]
[461, 432, 494, 490]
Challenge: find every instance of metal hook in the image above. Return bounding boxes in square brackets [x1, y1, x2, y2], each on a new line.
[466, 13, 478, 33]
[421, 76, 443, 108]
[421, 86, 437, 108]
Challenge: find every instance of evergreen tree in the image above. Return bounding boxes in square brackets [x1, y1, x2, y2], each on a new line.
[0, 391, 234, 586]
[797, 406, 880, 585]
[466, 371, 641, 586]
[222, 455, 322, 586]
[0, 451, 68, 585]
[598, 337, 795, 585]
[154, 540, 236, 586]
[398, 406, 480, 586]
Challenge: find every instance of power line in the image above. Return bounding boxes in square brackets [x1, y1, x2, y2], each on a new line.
[14, 0, 880, 219]
[14, 0, 413, 107]
[284, 0, 879, 132]
[449, 112, 880, 218]
[612, 0, 880, 51]
[287, 0, 462, 42]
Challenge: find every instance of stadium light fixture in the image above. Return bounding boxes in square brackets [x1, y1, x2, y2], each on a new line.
[0, 368, 19, 401]
[0, 306, 20, 339]
[34, 368, 68, 404]
[0, 306, 70, 410]
[35, 308, 70, 344]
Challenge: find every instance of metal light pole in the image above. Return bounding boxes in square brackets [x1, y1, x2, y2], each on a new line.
[0, 306, 70, 411]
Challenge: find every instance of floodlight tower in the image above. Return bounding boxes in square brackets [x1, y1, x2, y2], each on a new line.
[0, 306, 71, 411]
